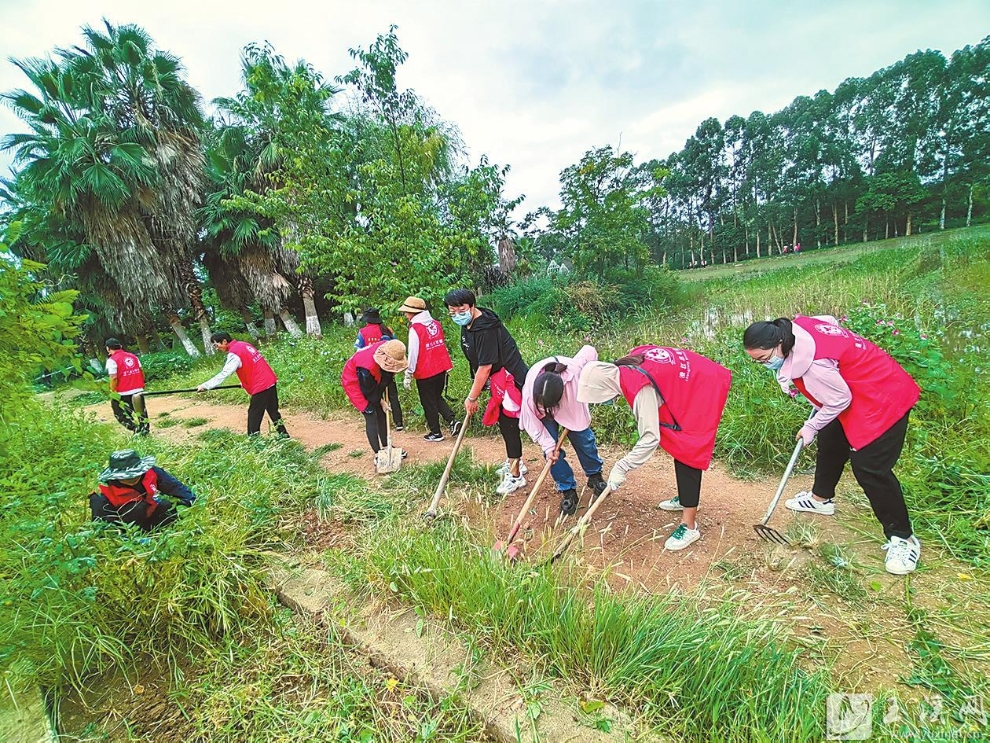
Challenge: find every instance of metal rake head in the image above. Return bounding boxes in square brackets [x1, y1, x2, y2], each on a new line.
[753, 523, 790, 545]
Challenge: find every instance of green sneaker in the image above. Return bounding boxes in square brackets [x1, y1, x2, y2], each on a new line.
[658, 495, 683, 511]
[665, 523, 700, 551]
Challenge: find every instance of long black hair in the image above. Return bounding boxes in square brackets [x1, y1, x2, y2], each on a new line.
[533, 360, 567, 417]
[743, 318, 796, 357]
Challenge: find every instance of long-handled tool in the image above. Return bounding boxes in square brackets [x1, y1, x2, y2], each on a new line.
[375, 391, 403, 475]
[135, 385, 240, 397]
[546, 482, 617, 564]
[424, 411, 473, 519]
[493, 429, 569, 561]
[753, 438, 804, 545]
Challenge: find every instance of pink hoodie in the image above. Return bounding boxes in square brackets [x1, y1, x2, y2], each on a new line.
[777, 315, 853, 444]
[520, 345, 597, 454]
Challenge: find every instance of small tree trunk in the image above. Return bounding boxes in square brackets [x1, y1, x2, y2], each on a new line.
[940, 196, 946, 230]
[198, 317, 214, 355]
[863, 216, 868, 242]
[833, 202, 840, 245]
[240, 308, 260, 340]
[179, 258, 214, 356]
[885, 219, 890, 240]
[279, 308, 303, 338]
[343, 311, 355, 327]
[792, 208, 799, 248]
[967, 183, 974, 227]
[168, 315, 200, 357]
[299, 276, 322, 338]
[136, 335, 151, 354]
[906, 212, 913, 236]
[263, 309, 277, 338]
[756, 229, 761, 258]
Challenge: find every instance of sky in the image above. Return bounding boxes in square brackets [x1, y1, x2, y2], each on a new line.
[0, 0, 988, 212]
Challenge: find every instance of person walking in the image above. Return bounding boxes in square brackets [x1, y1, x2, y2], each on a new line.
[355, 308, 403, 430]
[520, 345, 607, 516]
[341, 339, 409, 460]
[743, 315, 922, 574]
[577, 345, 731, 551]
[444, 288, 530, 495]
[105, 338, 149, 435]
[197, 333, 288, 437]
[90, 449, 195, 532]
[398, 296, 460, 441]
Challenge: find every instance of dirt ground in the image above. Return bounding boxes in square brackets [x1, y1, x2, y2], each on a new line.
[86, 394, 990, 697]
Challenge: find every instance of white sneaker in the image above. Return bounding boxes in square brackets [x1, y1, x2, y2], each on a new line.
[664, 523, 700, 551]
[495, 459, 528, 477]
[496, 473, 527, 495]
[882, 535, 921, 575]
[784, 491, 835, 515]
[657, 495, 683, 511]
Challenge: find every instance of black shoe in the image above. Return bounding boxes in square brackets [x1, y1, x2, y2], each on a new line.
[449, 419, 462, 436]
[559, 489, 578, 516]
[395, 425, 404, 432]
[424, 432, 445, 442]
[588, 473, 607, 498]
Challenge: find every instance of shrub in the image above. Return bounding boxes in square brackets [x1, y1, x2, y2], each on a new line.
[139, 350, 197, 382]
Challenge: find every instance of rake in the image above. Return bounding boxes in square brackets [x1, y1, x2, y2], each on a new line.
[753, 438, 804, 545]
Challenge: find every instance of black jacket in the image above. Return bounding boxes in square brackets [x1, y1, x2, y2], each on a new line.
[458, 308, 528, 386]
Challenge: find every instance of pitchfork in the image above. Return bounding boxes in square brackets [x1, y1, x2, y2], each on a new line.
[753, 438, 805, 545]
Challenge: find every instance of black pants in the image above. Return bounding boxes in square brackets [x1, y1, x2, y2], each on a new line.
[416, 372, 455, 435]
[498, 407, 523, 460]
[384, 377, 403, 428]
[90, 492, 177, 532]
[364, 407, 388, 453]
[111, 393, 148, 434]
[812, 412, 913, 539]
[674, 460, 703, 508]
[247, 384, 288, 436]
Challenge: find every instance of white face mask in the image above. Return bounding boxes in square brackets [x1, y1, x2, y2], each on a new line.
[762, 354, 784, 372]
[451, 310, 473, 326]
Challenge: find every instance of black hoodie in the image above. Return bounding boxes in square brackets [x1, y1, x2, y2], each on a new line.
[459, 307, 529, 387]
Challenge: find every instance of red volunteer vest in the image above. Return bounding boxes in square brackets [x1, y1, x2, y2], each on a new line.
[790, 316, 920, 449]
[411, 320, 453, 380]
[99, 468, 160, 515]
[341, 341, 385, 411]
[109, 350, 145, 394]
[617, 346, 731, 470]
[229, 340, 277, 395]
[358, 324, 393, 345]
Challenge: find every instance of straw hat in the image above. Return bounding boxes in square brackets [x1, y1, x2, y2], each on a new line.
[99, 449, 156, 481]
[373, 340, 409, 373]
[398, 296, 427, 314]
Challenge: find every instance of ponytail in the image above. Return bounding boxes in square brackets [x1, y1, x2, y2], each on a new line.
[612, 353, 645, 367]
[743, 318, 795, 357]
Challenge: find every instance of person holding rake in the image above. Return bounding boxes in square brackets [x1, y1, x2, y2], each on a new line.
[577, 345, 731, 551]
[519, 345, 607, 517]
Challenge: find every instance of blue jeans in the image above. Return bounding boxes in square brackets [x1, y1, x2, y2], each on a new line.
[542, 417, 603, 492]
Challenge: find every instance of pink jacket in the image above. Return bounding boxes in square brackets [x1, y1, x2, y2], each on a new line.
[520, 346, 597, 454]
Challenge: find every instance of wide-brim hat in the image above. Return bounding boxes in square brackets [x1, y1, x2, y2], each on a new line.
[99, 449, 156, 481]
[360, 308, 382, 324]
[398, 296, 427, 314]
[373, 339, 409, 373]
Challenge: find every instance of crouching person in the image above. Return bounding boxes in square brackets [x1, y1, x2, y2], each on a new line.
[341, 339, 410, 460]
[90, 449, 195, 532]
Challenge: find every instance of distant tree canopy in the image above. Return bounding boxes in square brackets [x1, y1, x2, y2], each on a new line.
[1, 23, 987, 356]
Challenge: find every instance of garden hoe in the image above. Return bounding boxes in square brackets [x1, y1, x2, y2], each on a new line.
[753, 438, 804, 545]
[375, 391, 403, 475]
[423, 411, 473, 519]
[546, 482, 617, 564]
[493, 429, 569, 562]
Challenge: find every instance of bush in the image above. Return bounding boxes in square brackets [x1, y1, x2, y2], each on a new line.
[140, 350, 197, 382]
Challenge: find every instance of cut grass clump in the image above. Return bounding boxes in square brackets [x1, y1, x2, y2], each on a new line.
[181, 416, 210, 428]
[357, 519, 829, 741]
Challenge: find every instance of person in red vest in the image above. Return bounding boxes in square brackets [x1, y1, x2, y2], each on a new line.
[105, 338, 149, 435]
[744, 315, 922, 575]
[355, 308, 404, 430]
[398, 296, 460, 442]
[577, 346, 732, 551]
[197, 333, 288, 437]
[90, 449, 195, 532]
[341, 339, 409, 458]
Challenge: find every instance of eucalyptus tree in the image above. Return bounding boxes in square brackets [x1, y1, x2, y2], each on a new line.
[2, 22, 211, 355]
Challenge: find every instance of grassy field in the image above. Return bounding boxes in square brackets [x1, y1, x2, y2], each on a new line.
[7, 225, 989, 740]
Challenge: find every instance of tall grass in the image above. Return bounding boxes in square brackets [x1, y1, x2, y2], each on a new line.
[350, 518, 829, 741]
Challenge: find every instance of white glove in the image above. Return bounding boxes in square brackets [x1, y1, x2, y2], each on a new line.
[403, 373, 412, 390]
[606, 465, 626, 491]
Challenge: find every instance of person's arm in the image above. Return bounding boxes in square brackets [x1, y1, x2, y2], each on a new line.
[519, 383, 556, 454]
[405, 327, 420, 387]
[199, 353, 241, 391]
[106, 358, 118, 393]
[153, 467, 195, 506]
[608, 386, 662, 488]
[464, 364, 492, 416]
[356, 368, 380, 411]
[796, 360, 852, 444]
[563, 345, 598, 382]
[355, 331, 365, 349]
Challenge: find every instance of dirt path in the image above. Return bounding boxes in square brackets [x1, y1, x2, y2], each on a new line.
[86, 395, 990, 696]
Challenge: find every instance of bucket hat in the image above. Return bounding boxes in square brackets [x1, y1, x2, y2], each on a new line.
[99, 449, 156, 481]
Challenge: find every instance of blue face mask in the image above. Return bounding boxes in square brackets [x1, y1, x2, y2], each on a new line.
[763, 355, 784, 372]
[451, 310, 473, 327]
